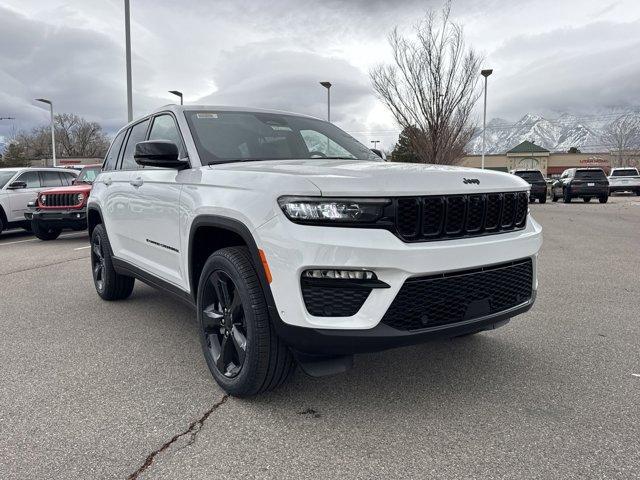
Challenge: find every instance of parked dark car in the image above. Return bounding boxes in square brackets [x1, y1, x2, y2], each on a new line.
[550, 168, 609, 203]
[511, 169, 547, 203]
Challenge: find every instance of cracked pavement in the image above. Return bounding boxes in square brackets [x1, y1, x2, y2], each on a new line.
[1, 196, 639, 479]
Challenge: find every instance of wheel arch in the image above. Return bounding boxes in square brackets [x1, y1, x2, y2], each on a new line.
[87, 204, 103, 238]
[188, 215, 275, 309]
[0, 204, 7, 226]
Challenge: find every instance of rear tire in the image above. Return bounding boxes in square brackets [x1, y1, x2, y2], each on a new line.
[32, 221, 61, 241]
[551, 192, 558, 202]
[90, 224, 135, 300]
[583, 197, 591, 203]
[538, 195, 546, 204]
[598, 195, 608, 204]
[197, 246, 295, 397]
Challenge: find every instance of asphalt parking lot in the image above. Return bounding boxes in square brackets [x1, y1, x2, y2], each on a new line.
[1, 195, 639, 480]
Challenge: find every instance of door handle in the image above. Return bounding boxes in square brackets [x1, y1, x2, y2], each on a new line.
[104, 177, 112, 186]
[130, 178, 143, 187]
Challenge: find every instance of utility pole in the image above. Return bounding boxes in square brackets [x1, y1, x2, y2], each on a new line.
[480, 69, 493, 169]
[371, 140, 380, 149]
[35, 99, 56, 167]
[319, 82, 331, 122]
[124, 0, 133, 122]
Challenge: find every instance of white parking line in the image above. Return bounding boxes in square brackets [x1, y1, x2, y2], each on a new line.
[0, 232, 87, 247]
[632, 373, 640, 378]
[74, 245, 91, 251]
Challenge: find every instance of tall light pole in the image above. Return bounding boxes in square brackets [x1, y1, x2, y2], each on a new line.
[480, 69, 493, 170]
[35, 99, 56, 167]
[371, 140, 380, 149]
[124, 0, 133, 122]
[319, 81, 331, 122]
[169, 90, 183, 105]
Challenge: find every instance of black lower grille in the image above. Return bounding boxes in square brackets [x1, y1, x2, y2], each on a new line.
[394, 191, 528, 242]
[382, 258, 533, 331]
[301, 283, 371, 317]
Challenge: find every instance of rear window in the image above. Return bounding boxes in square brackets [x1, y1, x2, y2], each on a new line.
[611, 169, 639, 177]
[515, 171, 544, 182]
[575, 169, 606, 180]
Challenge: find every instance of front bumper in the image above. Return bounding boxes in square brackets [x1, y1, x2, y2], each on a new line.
[257, 212, 542, 339]
[25, 208, 87, 229]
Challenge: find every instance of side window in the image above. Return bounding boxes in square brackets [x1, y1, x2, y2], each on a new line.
[300, 129, 355, 159]
[63, 172, 77, 185]
[104, 130, 127, 171]
[41, 171, 63, 187]
[16, 171, 41, 188]
[148, 115, 184, 156]
[121, 120, 150, 170]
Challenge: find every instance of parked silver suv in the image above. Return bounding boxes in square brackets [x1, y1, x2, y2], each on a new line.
[0, 167, 78, 235]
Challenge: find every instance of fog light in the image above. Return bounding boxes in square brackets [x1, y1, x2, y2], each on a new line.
[302, 269, 375, 280]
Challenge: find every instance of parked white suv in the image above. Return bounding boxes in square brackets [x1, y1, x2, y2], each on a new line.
[88, 105, 542, 396]
[608, 167, 640, 195]
[0, 167, 78, 235]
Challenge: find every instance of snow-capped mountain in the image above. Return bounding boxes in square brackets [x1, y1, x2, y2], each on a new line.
[467, 110, 640, 154]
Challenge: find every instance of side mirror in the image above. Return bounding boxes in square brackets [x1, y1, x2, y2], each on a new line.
[134, 141, 188, 170]
[7, 181, 27, 190]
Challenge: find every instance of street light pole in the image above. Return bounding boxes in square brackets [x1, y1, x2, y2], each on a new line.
[480, 69, 493, 170]
[35, 99, 56, 167]
[169, 90, 183, 105]
[371, 140, 380, 149]
[124, 0, 133, 122]
[320, 81, 331, 122]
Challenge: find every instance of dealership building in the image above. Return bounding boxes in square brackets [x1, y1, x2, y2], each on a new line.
[461, 141, 638, 178]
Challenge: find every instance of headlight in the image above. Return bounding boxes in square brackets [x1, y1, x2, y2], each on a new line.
[278, 196, 389, 224]
[40, 194, 46, 204]
[77, 193, 85, 203]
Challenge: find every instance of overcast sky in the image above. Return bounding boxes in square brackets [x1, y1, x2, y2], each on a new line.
[1, 0, 640, 149]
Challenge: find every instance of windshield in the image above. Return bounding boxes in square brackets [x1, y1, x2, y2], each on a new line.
[611, 169, 639, 177]
[575, 169, 606, 180]
[515, 171, 544, 182]
[185, 110, 381, 164]
[0, 170, 18, 189]
[75, 166, 101, 184]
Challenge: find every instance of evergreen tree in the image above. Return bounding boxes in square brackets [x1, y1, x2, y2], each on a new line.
[391, 126, 421, 163]
[0, 142, 29, 167]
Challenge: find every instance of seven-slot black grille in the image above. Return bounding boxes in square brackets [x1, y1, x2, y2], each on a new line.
[40, 193, 82, 208]
[394, 192, 528, 242]
[381, 258, 533, 331]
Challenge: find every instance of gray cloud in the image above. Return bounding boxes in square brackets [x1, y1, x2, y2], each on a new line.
[1, 0, 640, 151]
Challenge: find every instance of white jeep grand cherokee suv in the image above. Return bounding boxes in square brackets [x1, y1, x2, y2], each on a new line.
[88, 105, 542, 396]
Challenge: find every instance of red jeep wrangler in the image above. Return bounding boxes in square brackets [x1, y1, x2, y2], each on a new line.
[26, 164, 101, 240]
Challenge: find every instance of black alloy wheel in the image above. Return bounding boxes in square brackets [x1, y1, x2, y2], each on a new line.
[91, 234, 105, 292]
[201, 270, 248, 378]
[197, 247, 295, 396]
[90, 224, 135, 300]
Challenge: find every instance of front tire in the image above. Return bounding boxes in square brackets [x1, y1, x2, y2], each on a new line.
[563, 189, 572, 203]
[599, 195, 609, 203]
[538, 195, 547, 204]
[197, 247, 295, 397]
[90, 224, 135, 300]
[583, 197, 592, 203]
[32, 221, 61, 240]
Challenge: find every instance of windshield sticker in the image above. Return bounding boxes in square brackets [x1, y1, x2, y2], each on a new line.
[196, 113, 218, 119]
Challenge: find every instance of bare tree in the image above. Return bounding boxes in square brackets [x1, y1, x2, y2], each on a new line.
[370, 3, 482, 165]
[602, 114, 640, 167]
[10, 113, 110, 162]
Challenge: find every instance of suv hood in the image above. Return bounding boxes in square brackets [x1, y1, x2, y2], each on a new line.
[210, 159, 529, 196]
